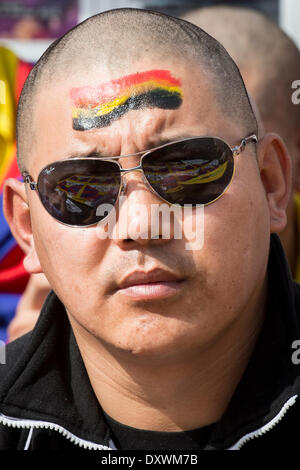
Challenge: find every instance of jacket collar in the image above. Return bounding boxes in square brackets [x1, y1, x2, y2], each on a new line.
[1, 234, 300, 449]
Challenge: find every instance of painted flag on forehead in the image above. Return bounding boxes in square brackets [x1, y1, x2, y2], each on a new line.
[0, 46, 33, 341]
[71, 70, 183, 130]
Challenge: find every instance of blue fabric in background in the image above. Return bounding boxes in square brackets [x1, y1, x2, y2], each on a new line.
[0, 293, 20, 342]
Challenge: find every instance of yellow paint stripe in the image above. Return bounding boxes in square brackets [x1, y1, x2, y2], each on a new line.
[72, 83, 182, 119]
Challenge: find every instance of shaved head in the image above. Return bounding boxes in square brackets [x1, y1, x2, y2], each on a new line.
[17, 8, 257, 172]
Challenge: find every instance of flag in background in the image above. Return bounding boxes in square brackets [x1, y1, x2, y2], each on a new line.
[0, 46, 32, 341]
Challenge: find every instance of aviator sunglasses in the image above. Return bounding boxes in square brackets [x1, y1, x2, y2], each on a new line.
[23, 134, 257, 227]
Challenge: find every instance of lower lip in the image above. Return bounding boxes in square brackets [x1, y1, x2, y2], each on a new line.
[118, 281, 184, 300]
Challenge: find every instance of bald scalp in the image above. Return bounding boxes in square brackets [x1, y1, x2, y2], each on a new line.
[183, 6, 300, 139]
[17, 8, 257, 172]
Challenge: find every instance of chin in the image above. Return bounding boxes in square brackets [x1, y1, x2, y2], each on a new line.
[102, 323, 198, 363]
[111, 339, 183, 361]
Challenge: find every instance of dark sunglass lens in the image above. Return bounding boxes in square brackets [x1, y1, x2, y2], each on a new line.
[142, 138, 234, 205]
[37, 160, 121, 226]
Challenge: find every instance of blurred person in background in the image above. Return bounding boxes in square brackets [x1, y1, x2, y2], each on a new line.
[6, 272, 50, 342]
[183, 5, 300, 281]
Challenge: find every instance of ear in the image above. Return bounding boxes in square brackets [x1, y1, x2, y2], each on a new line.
[3, 178, 42, 274]
[257, 133, 291, 233]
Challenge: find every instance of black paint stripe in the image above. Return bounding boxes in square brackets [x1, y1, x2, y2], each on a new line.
[73, 89, 182, 131]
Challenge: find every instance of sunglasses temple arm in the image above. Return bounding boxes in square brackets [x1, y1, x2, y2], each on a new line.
[231, 134, 258, 156]
[23, 173, 38, 191]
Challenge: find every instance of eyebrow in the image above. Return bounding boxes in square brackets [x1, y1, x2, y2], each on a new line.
[68, 151, 109, 160]
[67, 134, 197, 160]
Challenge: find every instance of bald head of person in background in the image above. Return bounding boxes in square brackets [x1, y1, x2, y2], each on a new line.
[183, 6, 300, 280]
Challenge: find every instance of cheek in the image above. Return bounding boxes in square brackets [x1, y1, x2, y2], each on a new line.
[194, 169, 270, 305]
[30, 203, 108, 296]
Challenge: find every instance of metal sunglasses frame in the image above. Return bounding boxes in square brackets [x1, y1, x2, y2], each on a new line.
[23, 133, 258, 228]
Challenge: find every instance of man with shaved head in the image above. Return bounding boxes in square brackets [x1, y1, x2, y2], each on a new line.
[183, 6, 300, 281]
[0, 8, 299, 450]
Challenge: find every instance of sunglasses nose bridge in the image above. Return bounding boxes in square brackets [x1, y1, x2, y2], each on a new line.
[120, 165, 143, 174]
[119, 165, 143, 195]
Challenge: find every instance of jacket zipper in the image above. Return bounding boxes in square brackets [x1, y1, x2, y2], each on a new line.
[0, 412, 113, 450]
[228, 394, 298, 449]
[0, 394, 298, 450]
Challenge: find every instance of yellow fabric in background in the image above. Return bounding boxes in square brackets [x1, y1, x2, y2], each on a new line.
[294, 192, 300, 283]
[0, 47, 18, 188]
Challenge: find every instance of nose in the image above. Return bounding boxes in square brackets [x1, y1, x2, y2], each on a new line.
[111, 169, 177, 248]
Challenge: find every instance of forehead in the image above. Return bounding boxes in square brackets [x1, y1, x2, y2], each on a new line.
[30, 61, 236, 171]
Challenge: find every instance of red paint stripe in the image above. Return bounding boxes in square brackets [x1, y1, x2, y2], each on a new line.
[71, 70, 181, 108]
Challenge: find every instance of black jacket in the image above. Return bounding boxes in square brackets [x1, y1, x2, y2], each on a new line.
[1, 234, 300, 450]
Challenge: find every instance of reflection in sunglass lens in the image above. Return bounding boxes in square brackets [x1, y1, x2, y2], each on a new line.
[37, 159, 121, 226]
[142, 138, 234, 205]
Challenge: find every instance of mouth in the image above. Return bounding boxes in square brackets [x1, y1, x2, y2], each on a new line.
[117, 269, 185, 301]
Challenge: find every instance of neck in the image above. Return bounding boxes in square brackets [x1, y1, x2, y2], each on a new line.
[69, 281, 267, 432]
